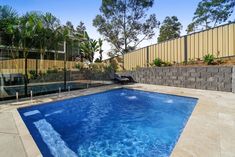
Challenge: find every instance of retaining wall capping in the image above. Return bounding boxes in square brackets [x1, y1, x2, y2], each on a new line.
[119, 66, 235, 93]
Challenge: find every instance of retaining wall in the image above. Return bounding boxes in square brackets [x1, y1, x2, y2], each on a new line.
[120, 66, 235, 92]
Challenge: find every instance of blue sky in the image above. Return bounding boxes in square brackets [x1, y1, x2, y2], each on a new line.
[1, 0, 234, 59]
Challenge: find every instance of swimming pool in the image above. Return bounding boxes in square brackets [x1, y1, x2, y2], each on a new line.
[18, 88, 197, 157]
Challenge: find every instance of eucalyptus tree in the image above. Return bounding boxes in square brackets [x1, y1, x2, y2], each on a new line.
[76, 21, 86, 34]
[93, 0, 160, 55]
[186, 22, 197, 34]
[157, 16, 182, 43]
[187, 0, 235, 33]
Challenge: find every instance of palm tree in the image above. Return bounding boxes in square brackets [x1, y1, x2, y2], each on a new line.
[5, 19, 20, 70]
[0, 5, 18, 19]
[14, 13, 40, 95]
[89, 39, 99, 62]
[59, 26, 70, 90]
[36, 12, 60, 68]
[75, 31, 89, 62]
[0, 5, 19, 60]
[80, 37, 99, 63]
[0, 5, 18, 45]
[19, 12, 42, 56]
[53, 26, 63, 62]
[43, 13, 60, 61]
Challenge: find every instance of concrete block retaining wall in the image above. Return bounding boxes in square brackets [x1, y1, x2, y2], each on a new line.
[30, 70, 114, 83]
[120, 66, 235, 92]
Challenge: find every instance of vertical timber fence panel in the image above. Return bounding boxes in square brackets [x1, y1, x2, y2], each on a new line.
[124, 22, 235, 70]
[0, 59, 77, 74]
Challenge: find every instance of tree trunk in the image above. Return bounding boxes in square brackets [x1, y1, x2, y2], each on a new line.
[40, 52, 44, 73]
[23, 40, 28, 96]
[123, 0, 127, 54]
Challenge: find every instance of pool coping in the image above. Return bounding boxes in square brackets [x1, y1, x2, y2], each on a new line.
[0, 84, 235, 157]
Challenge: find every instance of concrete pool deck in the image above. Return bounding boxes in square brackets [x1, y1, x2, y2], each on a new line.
[0, 84, 234, 157]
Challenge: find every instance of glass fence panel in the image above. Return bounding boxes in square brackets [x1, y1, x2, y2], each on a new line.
[0, 46, 115, 101]
[27, 57, 66, 96]
[66, 61, 90, 91]
[0, 48, 25, 100]
[67, 62, 114, 91]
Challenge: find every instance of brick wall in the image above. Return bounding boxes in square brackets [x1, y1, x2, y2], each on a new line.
[119, 66, 235, 92]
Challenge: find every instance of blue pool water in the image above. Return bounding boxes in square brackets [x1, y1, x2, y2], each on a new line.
[18, 88, 197, 157]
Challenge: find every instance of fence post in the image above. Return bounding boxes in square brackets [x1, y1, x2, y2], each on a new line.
[24, 57, 28, 96]
[36, 58, 38, 76]
[64, 41, 67, 91]
[147, 46, 149, 67]
[122, 54, 125, 70]
[184, 36, 188, 63]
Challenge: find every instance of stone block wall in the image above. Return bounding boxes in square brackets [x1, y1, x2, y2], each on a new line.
[120, 66, 235, 92]
[30, 70, 114, 83]
[69, 69, 115, 81]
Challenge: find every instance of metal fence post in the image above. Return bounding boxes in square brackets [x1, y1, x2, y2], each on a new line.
[64, 41, 67, 91]
[147, 46, 149, 67]
[122, 54, 125, 70]
[184, 36, 188, 63]
[24, 57, 28, 96]
[36, 58, 38, 76]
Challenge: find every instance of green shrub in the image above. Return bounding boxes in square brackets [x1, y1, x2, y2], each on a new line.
[110, 58, 120, 72]
[188, 58, 196, 64]
[153, 58, 172, 67]
[216, 58, 224, 65]
[203, 54, 215, 65]
[104, 65, 114, 73]
[75, 62, 84, 70]
[46, 67, 58, 74]
[89, 63, 106, 72]
[29, 70, 37, 80]
[162, 61, 172, 66]
[153, 58, 163, 67]
[182, 60, 187, 65]
[75, 64, 81, 69]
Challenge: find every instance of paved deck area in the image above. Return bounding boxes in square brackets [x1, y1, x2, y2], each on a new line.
[0, 84, 234, 157]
